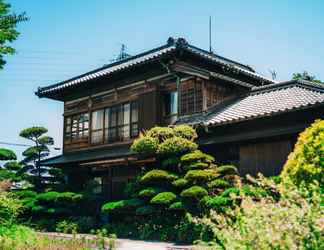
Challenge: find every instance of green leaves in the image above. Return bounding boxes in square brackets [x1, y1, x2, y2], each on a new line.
[281, 119, 324, 187]
[150, 192, 177, 205]
[0, 148, 16, 160]
[0, 1, 27, 69]
[19, 127, 48, 140]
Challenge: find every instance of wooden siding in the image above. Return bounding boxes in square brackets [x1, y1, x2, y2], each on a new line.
[239, 140, 293, 176]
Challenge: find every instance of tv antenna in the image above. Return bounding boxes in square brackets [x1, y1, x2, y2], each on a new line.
[268, 69, 277, 80]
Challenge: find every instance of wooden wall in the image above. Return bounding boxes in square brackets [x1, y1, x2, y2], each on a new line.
[239, 140, 293, 176]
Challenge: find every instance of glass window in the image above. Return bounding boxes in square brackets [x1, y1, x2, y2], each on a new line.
[64, 113, 89, 143]
[90, 101, 139, 144]
[165, 91, 178, 116]
[91, 110, 104, 144]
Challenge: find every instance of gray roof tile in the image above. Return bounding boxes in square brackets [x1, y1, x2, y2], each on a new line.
[176, 81, 324, 126]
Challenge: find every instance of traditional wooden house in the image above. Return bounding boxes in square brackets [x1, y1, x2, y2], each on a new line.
[36, 37, 324, 199]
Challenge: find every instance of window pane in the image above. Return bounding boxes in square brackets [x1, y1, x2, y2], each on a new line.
[110, 107, 117, 127]
[91, 130, 103, 144]
[92, 110, 104, 130]
[131, 102, 138, 122]
[117, 106, 123, 126]
[170, 92, 178, 114]
[123, 103, 130, 125]
[131, 123, 139, 137]
[104, 108, 110, 129]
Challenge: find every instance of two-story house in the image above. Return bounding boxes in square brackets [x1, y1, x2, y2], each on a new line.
[36, 37, 324, 199]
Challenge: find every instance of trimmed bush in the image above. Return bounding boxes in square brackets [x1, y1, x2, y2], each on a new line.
[180, 186, 208, 199]
[181, 150, 214, 163]
[136, 205, 156, 215]
[0, 148, 16, 160]
[169, 201, 186, 210]
[173, 125, 197, 141]
[140, 170, 178, 184]
[172, 178, 189, 188]
[146, 127, 175, 142]
[207, 179, 231, 189]
[131, 136, 158, 155]
[157, 137, 198, 156]
[150, 192, 177, 205]
[138, 187, 164, 199]
[102, 198, 143, 213]
[217, 165, 238, 175]
[184, 162, 209, 171]
[202, 196, 232, 210]
[281, 119, 324, 186]
[220, 187, 240, 198]
[184, 169, 218, 183]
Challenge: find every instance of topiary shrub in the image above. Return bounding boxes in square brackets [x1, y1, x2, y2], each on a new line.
[181, 150, 215, 163]
[172, 178, 189, 189]
[140, 169, 178, 185]
[173, 125, 198, 141]
[138, 187, 164, 199]
[157, 137, 198, 156]
[169, 201, 187, 211]
[281, 119, 324, 187]
[217, 165, 238, 175]
[136, 205, 156, 215]
[184, 162, 209, 171]
[146, 127, 175, 142]
[131, 136, 158, 155]
[180, 186, 208, 200]
[207, 179, 231, 189]
[184, 169, 218, 184]
[150, 192, 177, 206]
[102, 198, 143, 213]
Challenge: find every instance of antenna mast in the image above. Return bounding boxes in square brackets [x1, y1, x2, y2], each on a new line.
[209, 16, 212, 53]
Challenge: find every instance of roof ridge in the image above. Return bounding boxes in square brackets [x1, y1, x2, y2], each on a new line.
[37, 42, 175, 94]
[251, 79, 324, 93]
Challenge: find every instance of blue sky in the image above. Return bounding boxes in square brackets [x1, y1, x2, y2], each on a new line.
[0, 0, 323, 159]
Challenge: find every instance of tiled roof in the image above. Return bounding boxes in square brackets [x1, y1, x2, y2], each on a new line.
[36, 37, 274, 97]
[176, 80, 324, 126]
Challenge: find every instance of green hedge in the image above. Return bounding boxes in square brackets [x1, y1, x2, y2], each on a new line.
[102, 198, 143, 213]
[181, 150, 214, 163]
[180, 186, 208, 199]
[138, 187, 164, 199]
[140, 169, 178, 184]
[157, 137, 198, 156]
[131, 136, 158, 155]
[150, 192, 177, 205]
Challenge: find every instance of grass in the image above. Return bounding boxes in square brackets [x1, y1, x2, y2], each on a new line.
[0, 224, 117, 250]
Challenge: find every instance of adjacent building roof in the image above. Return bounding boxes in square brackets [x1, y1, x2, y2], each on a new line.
[40, 144, 133, 166]
[176, 80, 324, 126]
[36, 37, 275, 98]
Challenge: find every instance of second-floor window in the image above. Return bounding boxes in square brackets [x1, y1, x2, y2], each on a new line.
[91, 101, 139, 144]
[65, 113, 89, 143]
[180, 80, 203, 115]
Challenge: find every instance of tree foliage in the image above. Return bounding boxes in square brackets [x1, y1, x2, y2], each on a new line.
[102, 125, 238, 218]
[19, 126, 54, 190]
[281, 119, 324, 187]
[0, 0, 27, 69]
[0, 148, 16, 160]
[292, 71, 322, 84]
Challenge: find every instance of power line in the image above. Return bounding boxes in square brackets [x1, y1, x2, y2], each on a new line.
[0, 141, 61, 151]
